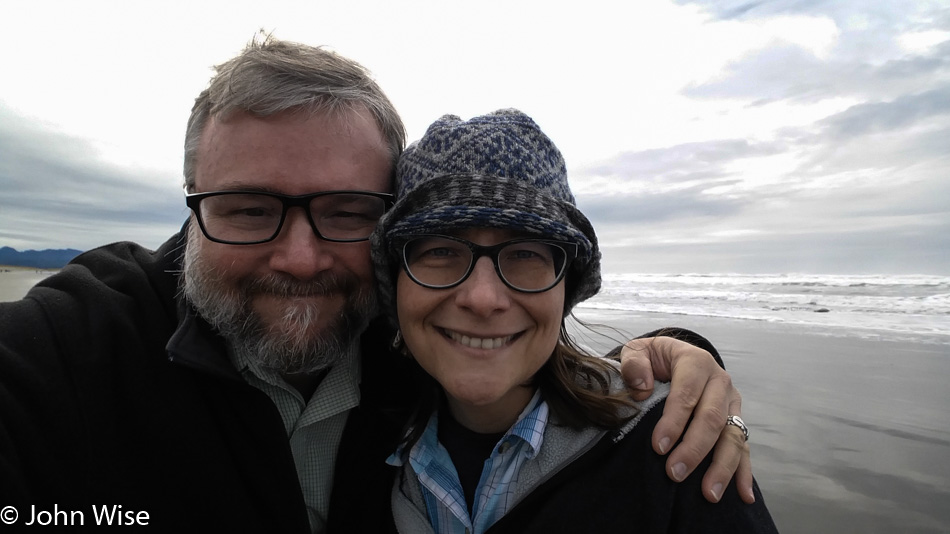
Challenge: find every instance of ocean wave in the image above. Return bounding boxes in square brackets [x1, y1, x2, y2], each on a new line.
[603, 272, 950, 289]
[583, 273, 950, 344]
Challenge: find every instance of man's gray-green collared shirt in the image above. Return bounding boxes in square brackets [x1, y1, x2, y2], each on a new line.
[230, 346, 361, 534]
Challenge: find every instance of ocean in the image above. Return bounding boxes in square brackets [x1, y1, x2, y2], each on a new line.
[577, 273, 950, 345]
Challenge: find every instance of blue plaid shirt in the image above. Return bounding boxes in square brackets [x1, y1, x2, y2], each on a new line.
[387, 391, 548, 534]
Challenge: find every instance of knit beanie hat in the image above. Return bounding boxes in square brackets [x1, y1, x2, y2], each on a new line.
[371, 108, 601, 320]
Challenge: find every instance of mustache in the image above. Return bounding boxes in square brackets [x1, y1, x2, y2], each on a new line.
[243, 272, 358, 299]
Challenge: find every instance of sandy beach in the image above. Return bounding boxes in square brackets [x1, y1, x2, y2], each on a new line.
[3, 273, 948, 532]
[573, 308, 950, 534]
[0, 267, 57, 303]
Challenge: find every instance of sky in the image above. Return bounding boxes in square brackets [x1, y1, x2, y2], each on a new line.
[2, 0, 948, 275]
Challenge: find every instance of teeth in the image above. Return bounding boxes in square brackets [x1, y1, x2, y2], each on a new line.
[448, 330, 512, 349]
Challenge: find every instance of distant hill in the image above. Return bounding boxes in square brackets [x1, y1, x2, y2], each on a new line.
[0, 247, 82, 269]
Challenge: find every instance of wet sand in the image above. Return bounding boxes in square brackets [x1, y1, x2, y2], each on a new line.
[573, 308, 950, 534]
[0, 267, 56, 302]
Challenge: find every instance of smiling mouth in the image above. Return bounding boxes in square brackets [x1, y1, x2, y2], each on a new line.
[442, 328, 517, 350]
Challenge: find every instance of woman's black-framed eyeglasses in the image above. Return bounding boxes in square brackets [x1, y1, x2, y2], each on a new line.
[400, 234, 576, 293]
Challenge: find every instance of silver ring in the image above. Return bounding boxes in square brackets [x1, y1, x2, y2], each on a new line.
[726, 415, 749, 441]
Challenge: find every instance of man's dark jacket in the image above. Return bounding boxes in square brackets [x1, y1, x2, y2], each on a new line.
[0, 228, 413, 531]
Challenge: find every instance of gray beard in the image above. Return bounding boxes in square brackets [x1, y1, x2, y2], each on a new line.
[181, 226, 376, 374]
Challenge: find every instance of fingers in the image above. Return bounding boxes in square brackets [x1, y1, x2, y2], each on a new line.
[701, 425, 750, 502]
[727, 394, 755, 503]
[687, 384, 756, 504]
[735, 448, 756, 504]
[650, 340, 724, 458]
[658, 370, 733, 484]
[627, 334, 756, 503]
[619, 341, 656, 401]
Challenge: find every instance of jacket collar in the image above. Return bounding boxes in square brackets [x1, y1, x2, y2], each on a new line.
[166, 302, 244, 382]
[162, 219, 244, 382]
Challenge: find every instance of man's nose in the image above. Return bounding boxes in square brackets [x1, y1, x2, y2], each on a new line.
[267, 208, 334, 280]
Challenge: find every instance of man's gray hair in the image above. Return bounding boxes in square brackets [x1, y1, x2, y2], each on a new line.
[183, 32, 406, 190]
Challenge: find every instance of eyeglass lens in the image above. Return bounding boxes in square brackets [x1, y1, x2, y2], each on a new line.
[403, 236, 568, 292]
[197, 192, 387, 243]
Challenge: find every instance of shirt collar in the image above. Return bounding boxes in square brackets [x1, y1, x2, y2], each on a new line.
[230, 340, 362, 418]
[388, 389, 548, 467]
[506, 390, 547, 458]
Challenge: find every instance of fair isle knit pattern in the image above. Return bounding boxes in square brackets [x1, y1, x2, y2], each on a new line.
[394, 111, 576, 203]
[386, 176, 592, 253]
[371, 109, 602, 321]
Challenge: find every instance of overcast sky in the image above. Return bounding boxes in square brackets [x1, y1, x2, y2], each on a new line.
[2, 0, 947, 274]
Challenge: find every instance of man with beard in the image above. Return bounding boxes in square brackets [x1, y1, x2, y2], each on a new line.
[0, 35, 753, 533]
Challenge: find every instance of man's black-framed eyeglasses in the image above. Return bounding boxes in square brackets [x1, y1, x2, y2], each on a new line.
[185, 190, 395, 245]
[400, 234, 577, 293]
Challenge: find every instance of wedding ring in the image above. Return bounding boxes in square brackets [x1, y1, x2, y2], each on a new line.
[726, 415, 749, 441]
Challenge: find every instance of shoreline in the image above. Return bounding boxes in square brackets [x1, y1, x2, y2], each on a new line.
[575, 303, 950, 347]
[0, 264, 59, 271]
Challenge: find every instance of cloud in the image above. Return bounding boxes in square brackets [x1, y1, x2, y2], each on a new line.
[570, 1, 948, 274]
[762, 83, 950, 195]
[0, 104, 186, 250]
[685, 31, 950, 106]
[679, 1, 950, 108]
[571, 81, 950, 275]
[583, 139, 786, 184]
[572, 139, 781, 228]
[599, 222, 950, 274]
[679, 0, 947, 29]
[578, 183, 749, 226]
[814, 86, 950, 139]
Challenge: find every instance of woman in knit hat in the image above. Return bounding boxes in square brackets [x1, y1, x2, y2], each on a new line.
[371, 109, 776, 533]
